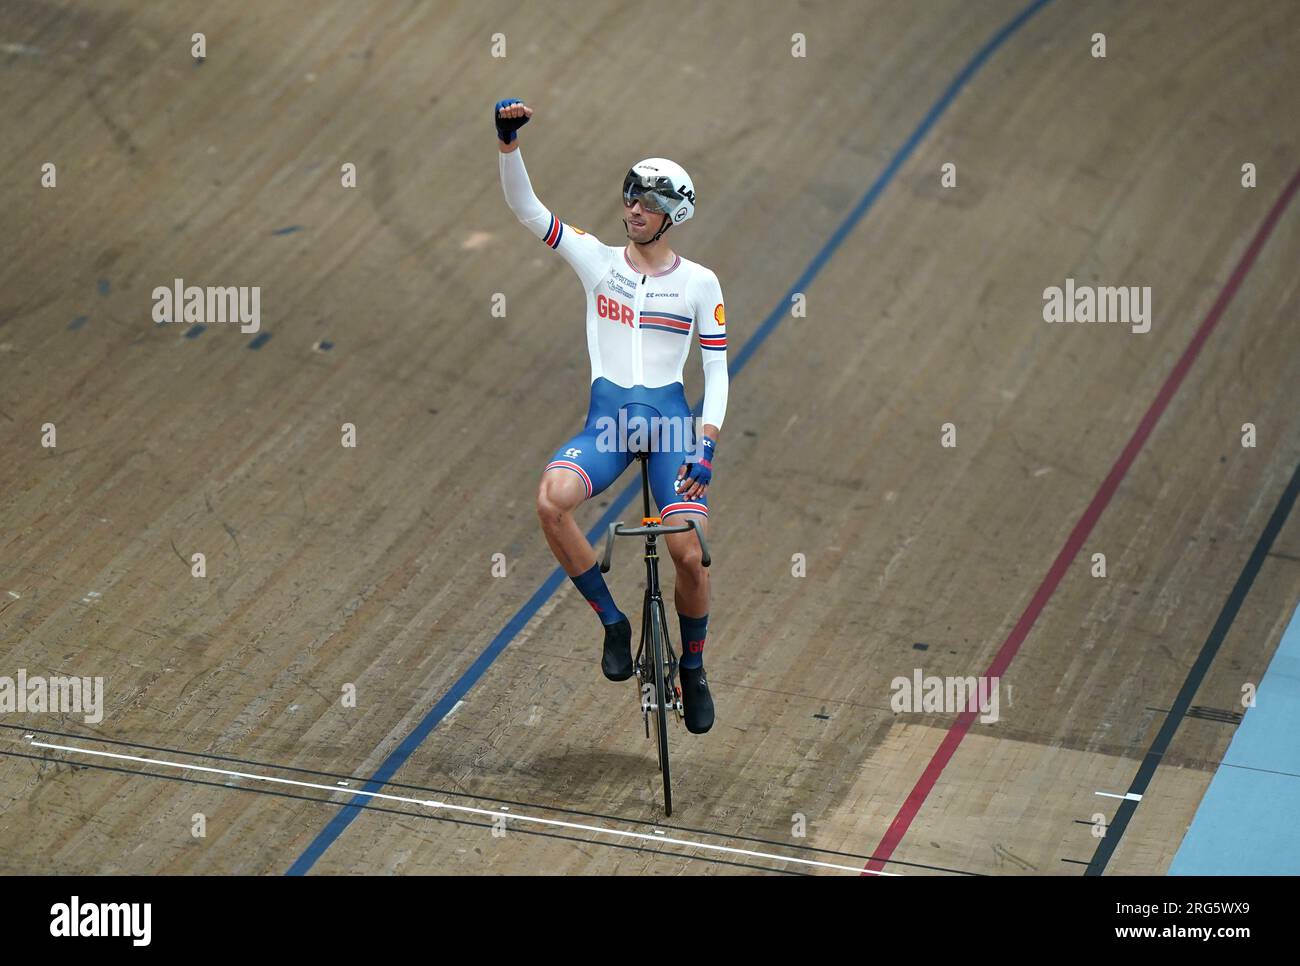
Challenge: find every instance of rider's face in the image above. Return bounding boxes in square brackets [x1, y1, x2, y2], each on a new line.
[623, 196, 668, 243]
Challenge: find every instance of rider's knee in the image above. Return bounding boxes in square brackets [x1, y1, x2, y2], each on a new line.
[671, 539, 705, 577]
[536, 473, 580, 527]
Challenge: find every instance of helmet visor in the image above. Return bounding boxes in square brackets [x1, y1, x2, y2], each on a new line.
[623, 170, 682, 215]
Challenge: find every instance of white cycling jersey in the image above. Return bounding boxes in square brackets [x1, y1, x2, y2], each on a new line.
[500, 148, 729, 428]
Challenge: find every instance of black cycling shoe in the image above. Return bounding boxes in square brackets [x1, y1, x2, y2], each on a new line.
[601, 618, 633, 681]
[679, 664, 715, 734]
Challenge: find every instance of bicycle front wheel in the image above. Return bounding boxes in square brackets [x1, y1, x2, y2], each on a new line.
[649, 602, 672, 816]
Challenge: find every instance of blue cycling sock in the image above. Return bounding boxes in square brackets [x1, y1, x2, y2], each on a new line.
[678, 612, 708, 669]
[571, 563, 625, 626]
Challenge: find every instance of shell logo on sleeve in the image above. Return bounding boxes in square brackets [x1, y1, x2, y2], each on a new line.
[713, 303, 725, 326]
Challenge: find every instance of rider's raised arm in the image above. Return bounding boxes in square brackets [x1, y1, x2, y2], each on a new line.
[693, 267, 729, 431]
[499, 148, 612, 292]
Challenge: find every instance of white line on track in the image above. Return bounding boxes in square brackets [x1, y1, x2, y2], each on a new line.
[26, 737, 896, 875]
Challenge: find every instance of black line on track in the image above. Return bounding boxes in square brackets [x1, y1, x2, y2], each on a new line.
[0, 723, 980, 875]
[1086, 457, 1300, 875]
[0, 749, 807, 876]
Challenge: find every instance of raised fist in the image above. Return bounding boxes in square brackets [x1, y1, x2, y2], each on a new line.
[494, 98, 533, 144]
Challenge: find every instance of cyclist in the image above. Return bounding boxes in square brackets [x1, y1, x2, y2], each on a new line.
[495, 98, 729, 734]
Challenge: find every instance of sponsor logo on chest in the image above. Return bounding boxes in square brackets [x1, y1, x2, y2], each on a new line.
[607, 270, 637, 299]
[599, 276, 688, 330]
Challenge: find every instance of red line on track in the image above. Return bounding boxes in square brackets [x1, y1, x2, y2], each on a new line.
[865, 166, 1300, 875]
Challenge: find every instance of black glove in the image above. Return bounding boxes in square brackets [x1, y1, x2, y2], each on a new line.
[494, 98, 530, 144]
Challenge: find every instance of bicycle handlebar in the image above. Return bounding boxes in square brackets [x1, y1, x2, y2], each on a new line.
[600, 519, 711, 573]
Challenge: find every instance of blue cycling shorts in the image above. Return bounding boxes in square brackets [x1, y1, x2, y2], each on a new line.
[545, 378, 707, 520]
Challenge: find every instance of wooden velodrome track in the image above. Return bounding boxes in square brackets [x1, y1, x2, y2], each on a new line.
[2, 0, 1298, 876]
